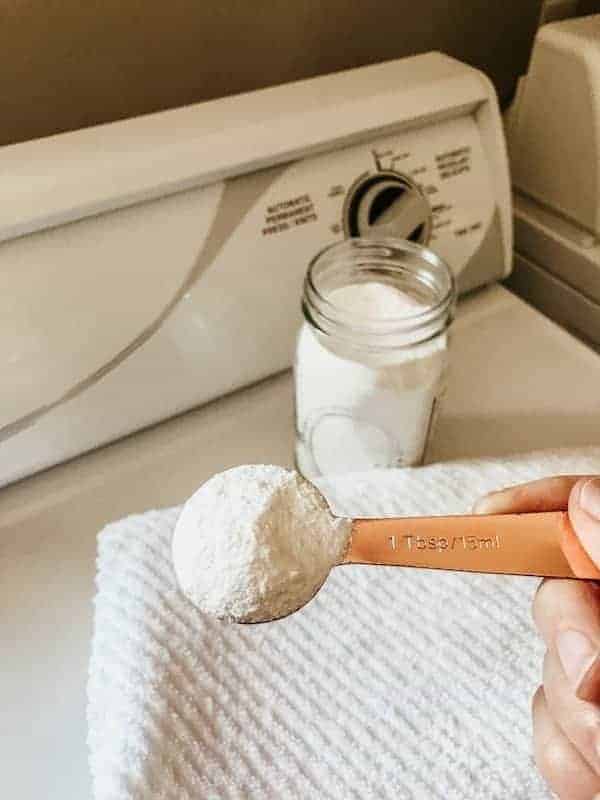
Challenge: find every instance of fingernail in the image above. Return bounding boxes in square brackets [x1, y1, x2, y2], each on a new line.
[556, 629, 600, 701]
[579, 478, 600, 520]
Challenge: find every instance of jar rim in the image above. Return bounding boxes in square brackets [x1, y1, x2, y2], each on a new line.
[303, 237, 456, 348]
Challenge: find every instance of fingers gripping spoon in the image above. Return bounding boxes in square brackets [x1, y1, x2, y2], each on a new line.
[172, 465, 600, 625]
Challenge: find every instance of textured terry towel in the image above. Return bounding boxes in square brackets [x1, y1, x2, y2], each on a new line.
[88, 448, 600, 800]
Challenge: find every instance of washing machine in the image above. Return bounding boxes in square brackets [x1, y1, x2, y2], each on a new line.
[1, 52, 513, 486]
[507, 15, 600, 349]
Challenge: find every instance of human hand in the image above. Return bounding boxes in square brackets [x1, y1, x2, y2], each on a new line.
[475, 476, 600, 799]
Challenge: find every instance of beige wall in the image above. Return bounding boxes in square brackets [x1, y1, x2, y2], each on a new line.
[540, 0, 600, 21]
[1, 1, 543, 146]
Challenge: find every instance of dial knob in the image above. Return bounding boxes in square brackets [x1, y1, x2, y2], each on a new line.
[344, 171, 432, 243]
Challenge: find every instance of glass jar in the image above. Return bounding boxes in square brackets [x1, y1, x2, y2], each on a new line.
[294, 238, 456, 480]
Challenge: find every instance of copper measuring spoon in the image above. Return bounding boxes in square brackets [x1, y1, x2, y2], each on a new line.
[173, 465, 600, 626]
[344, 511, 600, 579]
[238, 510, 600, 625]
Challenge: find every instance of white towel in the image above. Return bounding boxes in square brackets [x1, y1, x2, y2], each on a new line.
[87, 447, 600, 800]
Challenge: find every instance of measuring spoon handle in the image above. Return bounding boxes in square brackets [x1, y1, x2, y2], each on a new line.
[345, 512, 600, 579]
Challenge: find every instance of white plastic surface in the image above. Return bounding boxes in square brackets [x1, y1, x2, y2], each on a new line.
[1, 184, 222, 425]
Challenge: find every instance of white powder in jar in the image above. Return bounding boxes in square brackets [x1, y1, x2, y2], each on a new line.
[172, 464, 351, 623]
[295, 281, 449, 478]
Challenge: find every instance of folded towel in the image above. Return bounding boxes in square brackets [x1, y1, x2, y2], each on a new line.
[87, 448, 600, 800]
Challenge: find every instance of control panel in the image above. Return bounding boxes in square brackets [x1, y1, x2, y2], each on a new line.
[255, 114, 501, 294]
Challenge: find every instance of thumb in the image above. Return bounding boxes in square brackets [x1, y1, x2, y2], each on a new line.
[563, 478, 600, 573]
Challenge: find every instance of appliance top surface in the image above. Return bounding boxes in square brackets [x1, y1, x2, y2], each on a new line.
[2, 284, 600, 799]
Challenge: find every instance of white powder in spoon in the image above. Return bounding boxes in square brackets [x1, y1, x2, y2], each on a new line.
[172, 464, 351, 623]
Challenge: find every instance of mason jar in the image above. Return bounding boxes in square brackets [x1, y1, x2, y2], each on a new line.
[294, 238, 456, 480]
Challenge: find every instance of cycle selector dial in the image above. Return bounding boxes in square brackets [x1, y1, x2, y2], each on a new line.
[344, 171, 432, 244]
